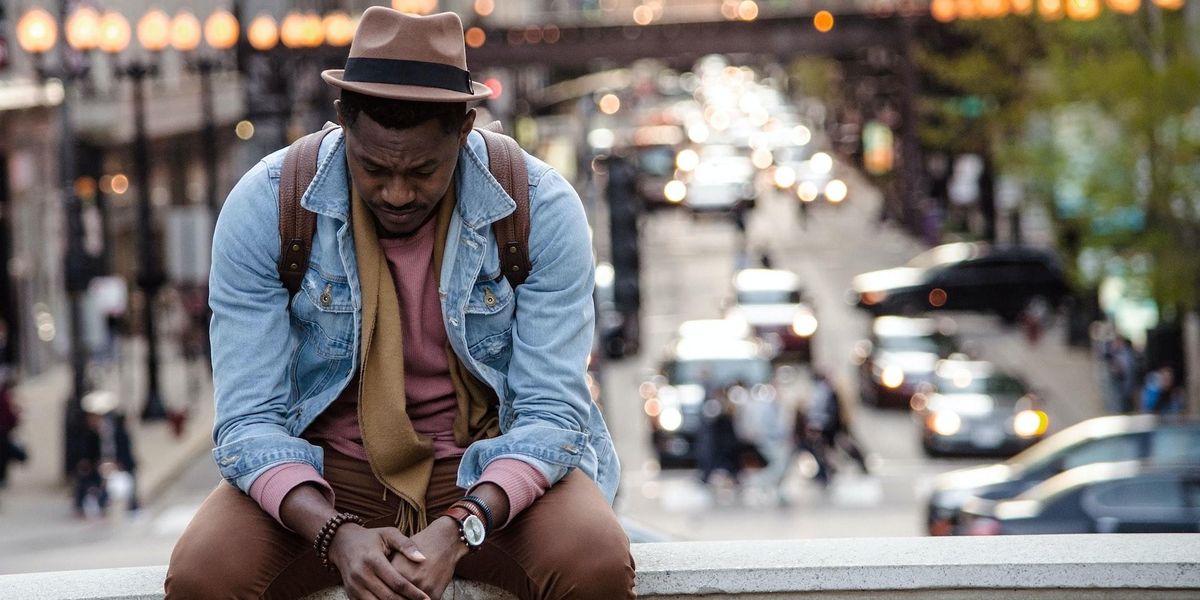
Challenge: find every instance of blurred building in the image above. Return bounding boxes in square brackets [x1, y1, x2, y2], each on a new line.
[0, 0, 273, 378]
[0, 32, 66, 375]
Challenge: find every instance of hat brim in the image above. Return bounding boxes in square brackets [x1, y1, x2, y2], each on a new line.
[322, 70, 493, 102]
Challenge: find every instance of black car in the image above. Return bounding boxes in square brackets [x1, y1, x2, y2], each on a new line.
[957, 462, 1200, 535]
[853, 316, 959, 408]
[851, 242, 1069, 321]
[912, 359, 1047, 457]
[924, 415, 1200, 535]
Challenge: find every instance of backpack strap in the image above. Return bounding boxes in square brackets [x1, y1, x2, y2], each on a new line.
[477, 123, 532, 288]
[278, 124, 338, 297]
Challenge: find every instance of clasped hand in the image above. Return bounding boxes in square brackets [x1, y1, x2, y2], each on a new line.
[330, 517, 465, 600]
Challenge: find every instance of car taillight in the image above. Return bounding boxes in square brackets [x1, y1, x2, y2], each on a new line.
[928, 518, 954, 537]
[966, 517, 1002, 536]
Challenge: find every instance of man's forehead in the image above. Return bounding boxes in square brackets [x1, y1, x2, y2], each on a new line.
[346, 119, 453, 166]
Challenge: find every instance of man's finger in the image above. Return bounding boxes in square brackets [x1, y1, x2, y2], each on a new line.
[371, 557, 428, 600]
[367, 558, 428, 600]
[382, 527, 427, 562]
[362, 575, 406, 600]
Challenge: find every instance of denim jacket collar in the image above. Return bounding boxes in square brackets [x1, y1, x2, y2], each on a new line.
[299, 128, 515, 230]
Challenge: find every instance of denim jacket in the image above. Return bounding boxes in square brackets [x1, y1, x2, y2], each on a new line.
[208, 128, 618, 503]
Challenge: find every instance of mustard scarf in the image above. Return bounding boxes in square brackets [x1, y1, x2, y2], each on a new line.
[351, 183, 499, 535]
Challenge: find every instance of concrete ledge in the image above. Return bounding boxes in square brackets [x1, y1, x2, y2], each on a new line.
[3, 534, 1198, 599]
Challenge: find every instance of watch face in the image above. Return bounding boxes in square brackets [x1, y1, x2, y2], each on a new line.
[462, 514, 486, 546]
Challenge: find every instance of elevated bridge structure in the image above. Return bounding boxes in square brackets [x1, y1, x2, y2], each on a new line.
[465, 2, 924, 70]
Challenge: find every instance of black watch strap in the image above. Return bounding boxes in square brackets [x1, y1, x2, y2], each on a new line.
[460, 495, 495, 532]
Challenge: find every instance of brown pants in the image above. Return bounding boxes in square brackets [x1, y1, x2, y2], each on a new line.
[165, 448, 634, 599]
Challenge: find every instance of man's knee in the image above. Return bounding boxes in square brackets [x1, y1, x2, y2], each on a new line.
[553, 527, 635, 599]
[165, 547, 226, 599]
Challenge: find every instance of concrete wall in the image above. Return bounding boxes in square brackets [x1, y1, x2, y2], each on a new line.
[2, 534, 1198, 599]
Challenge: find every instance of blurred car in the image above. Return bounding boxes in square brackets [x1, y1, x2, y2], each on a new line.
[910, 359, 1047, 457]
[851, 242, 1069, 321]
[642, 330, 775, 467]
[724, 268, 817, 362]
[924, 414, 1200, 536]
[674, 317, 754, 342]
[852, 316, 959, 408]
[957, 462, 1200, 535]
[682, 145, 757, 214]
[632, 124, 686, 211]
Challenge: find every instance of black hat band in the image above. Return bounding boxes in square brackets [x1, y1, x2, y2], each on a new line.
[342, 57, 473, 94]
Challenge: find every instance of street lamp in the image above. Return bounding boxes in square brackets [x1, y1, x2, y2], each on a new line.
[94, 9, 171, 421]
[196, 9, 239, 221]
[17, 3, 97, 476]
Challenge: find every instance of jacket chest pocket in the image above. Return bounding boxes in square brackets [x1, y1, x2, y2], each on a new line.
[290, 269, 355, 359]
[464, 274, 515, 365]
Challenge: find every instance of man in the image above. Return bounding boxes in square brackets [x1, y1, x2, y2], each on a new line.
[166, 8, 632, 600]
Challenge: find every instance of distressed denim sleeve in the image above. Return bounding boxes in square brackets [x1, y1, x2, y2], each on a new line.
[208, 157, 324, 493]
[459, 163, 597, 489]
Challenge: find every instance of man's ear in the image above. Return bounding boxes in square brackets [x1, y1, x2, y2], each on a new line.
[334, 99, 346, 129]
[458, 108, 477, 146]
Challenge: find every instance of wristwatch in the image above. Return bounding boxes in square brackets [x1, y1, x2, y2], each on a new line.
[444, 505, 486, 552]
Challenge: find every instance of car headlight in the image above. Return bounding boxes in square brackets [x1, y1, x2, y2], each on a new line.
[1012, 409, 1048, 438]
[658, 407, 683, 432]
[928, 411, 962, 436]
[791, 313, 818, 337]
[880, 365, 904, 389]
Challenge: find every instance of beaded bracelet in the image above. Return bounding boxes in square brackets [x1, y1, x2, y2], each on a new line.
[459, 495, 495, 533]
[314, 512, 365, 572]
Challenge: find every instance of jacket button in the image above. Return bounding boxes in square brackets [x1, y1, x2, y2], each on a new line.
[291, 243, 301, 252]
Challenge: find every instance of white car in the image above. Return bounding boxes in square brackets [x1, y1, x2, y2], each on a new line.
[725, 269, 817, 362]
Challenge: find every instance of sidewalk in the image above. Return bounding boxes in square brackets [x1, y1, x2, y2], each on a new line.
[0, 336, 214, 548]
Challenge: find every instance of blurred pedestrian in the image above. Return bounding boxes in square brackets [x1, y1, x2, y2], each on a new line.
[735, 382, 793, 504]
[1140, 366, 1184, 414]
[1102, 336, 1137, 414]
[698, 385, 743, 486]
[75, 391, 139, 516]
[0, 376, 27, 488]
[757, 249, 774, 270]
[1020, 297, 1050, 345]
[805, 370, 869, 486]
[0, 319, 10, 378]
[73, 407, 107, 518]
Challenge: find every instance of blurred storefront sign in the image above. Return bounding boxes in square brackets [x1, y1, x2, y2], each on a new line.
[164, 205, 211, 285]
[863, 120, 893, 175]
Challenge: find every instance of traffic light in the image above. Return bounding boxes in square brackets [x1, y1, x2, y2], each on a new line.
[606, 155, 641, 356]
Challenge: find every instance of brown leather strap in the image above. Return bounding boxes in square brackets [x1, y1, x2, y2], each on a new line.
[278, 124, 338, 297]
[478, 126, 531, 288]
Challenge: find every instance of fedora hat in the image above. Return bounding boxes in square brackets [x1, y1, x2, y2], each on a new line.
[322, 7, 492, 102]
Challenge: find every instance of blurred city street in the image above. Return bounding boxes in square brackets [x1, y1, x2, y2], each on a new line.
[0, 161, 1105, 571]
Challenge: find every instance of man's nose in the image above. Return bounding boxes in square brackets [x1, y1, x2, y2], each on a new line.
[381, 177, 417, 207]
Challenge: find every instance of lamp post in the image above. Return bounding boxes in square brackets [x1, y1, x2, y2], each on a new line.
[126, 9, 170, 421]
[17, 3, 98, 476]
[96, 8, 169, 421]
[199, 10, 239, 224]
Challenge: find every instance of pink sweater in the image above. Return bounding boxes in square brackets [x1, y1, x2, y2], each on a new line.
[250, 216, 547, 528]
